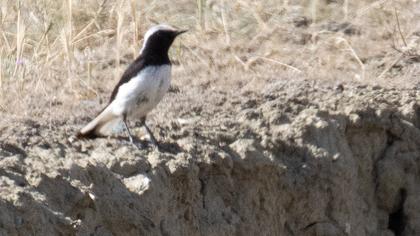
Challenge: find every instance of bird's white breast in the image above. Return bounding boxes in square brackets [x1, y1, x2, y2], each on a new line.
[110, 65, 171, 118]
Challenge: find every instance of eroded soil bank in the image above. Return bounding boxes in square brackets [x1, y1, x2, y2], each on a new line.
[1, 81, 420, 236]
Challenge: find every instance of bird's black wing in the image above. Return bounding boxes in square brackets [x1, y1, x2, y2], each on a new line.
[78, 55, 147, 139]
[108, 56, 146, 103]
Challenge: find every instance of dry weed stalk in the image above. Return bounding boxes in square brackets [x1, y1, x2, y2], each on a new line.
[220, 0, 231, 45]
[335, 37, 365, 80]
[343, 0, 348, 20]
[378, 8, 419, 79]
[61, 29, 72, 77]
[61, 0, 75, 90]
[196, 0, 206, 30]
[242, 1, 267, 29]
[34, 23, 52, 58]
[310, 0, 318, 23]
[13, 2, 26, 78]
[130, 0, 139, 57]
[257, 57, 302, 74]
[0, 47, 2, 90]
[67, 0, 72, 43]
[1, 3, 11, 52]
[394, 8, 407, 48]
[72, 0, 107, 45]
[116, 3, 124, 73]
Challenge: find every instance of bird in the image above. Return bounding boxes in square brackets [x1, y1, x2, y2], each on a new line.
[76, 24, 187, 149]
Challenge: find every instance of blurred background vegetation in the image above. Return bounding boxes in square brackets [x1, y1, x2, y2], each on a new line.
[0, 0, 419, 120]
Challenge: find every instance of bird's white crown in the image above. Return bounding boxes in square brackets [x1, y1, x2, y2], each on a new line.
[140, 24, 177, 54]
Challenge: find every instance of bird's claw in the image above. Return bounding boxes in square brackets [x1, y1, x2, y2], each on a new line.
[133, 141, 146, 150]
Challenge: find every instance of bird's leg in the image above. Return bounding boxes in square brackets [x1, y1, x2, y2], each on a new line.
[123, 115, 143, 149]
[123, 119, 134, 143]
[144, 124, 159, 147]
[140, 117, 160, 149]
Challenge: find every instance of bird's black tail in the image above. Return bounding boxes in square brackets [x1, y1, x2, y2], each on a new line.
[76, 129, 99, 139]
[76, 106, 119, 139]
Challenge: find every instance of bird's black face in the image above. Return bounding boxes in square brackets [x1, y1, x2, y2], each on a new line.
[142, 29, 186, 57]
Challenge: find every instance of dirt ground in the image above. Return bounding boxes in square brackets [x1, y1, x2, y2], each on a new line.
[1, 79, 419, 235]
[1, 0, 420, 235]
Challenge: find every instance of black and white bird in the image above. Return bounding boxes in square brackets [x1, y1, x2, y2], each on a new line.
[77, 24, 186, 148]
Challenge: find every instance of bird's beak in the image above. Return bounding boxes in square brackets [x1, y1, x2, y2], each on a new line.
[175, 30, 188, 36]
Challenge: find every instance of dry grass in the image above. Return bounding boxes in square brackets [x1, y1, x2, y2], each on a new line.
[0, 0, 419, 123]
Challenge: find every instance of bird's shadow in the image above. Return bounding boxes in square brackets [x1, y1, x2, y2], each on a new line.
[156, 141, 183, 154]
[116, 135, 182, 154]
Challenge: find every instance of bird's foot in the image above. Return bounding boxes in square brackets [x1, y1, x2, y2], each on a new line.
[124, 135, 145, 150]
[149, 139, 161, 151]
[132, 141, 146, 150]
